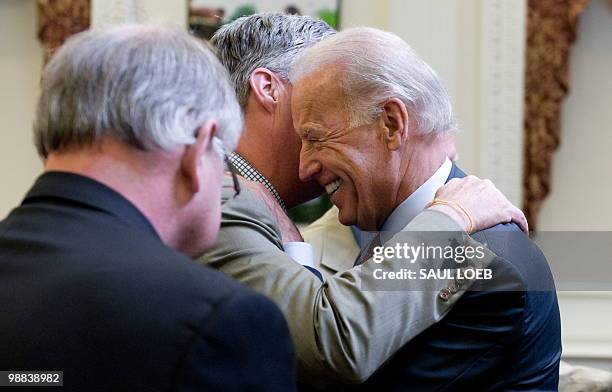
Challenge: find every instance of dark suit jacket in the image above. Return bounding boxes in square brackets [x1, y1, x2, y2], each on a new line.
[0, 172, 296, 392]
[354, 165, 562, 391]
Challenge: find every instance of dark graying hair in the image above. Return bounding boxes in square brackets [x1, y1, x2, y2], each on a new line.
[211, 13, 335, 108]
[34, 25, 242, 159]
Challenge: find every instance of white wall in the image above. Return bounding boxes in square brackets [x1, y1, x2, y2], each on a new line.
[341, 0, 612, 370]
[0, 0, 188, 219]
[342, 0, 480, 175]
[538, 0, 612, 231]
[92, 0, 187, 28]
[537, 0, 612, 370]
[0, 0, 43, 219]
[387, 0, 482, 176]
[341, 0, 526, 205]
[340, 0, 388, 29]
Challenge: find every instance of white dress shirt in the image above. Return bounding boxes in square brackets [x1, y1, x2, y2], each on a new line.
[353, 157, 453, 248]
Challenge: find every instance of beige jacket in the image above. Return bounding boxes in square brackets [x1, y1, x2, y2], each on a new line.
[302, 206, 359, 277]
[198, 181, 495, 384]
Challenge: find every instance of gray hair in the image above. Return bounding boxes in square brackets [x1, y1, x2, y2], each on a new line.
[211, 13, 335, 108]
[34, 25, 242, 159]
[289, 27, 457, 134]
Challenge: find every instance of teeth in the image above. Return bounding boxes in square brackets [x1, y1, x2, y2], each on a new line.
[325, 179, 342, 195]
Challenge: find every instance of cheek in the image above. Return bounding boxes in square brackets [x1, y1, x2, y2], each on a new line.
[209, 157, 225, 193]
[199, 189, 222, 250]
[348, 154, 389, 212]
[341, 149, 376, 182]
[199, 159, 223, 221]
[288, 135, 302, 162]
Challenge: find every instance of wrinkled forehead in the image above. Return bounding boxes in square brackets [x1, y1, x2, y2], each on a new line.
[291, 66, 348, 127]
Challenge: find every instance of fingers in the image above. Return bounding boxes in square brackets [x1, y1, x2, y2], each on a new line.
[433, 175, 530, 234]
[510, 206, 529, 234]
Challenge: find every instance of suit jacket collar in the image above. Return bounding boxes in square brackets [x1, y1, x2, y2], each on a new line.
[352, 158, 454, 250]
[447, 163, 521, 233]
[23, 171, 159, 238]
[380, 158, 453, 235]
[447, 162, 467, 181]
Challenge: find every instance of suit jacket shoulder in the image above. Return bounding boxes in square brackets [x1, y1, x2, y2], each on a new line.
[355, 167, 561, 391]
[0, 173, 296, 391]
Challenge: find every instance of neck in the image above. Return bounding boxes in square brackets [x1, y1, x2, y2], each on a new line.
[44, 139, 183, 249]
[394, 135, 448, 210]
[238, 114, 313, 209]
[236, 145, 303, 208]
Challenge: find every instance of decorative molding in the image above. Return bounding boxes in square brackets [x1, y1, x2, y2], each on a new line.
[478, 0, 527, 207]
[558, 291, 612, 359]
[522, 0, 589, 229]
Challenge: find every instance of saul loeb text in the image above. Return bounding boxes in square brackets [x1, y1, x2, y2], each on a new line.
[370, 242, 492, 282]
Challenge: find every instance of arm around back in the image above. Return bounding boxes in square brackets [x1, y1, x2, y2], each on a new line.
[200, 185, 496, 384]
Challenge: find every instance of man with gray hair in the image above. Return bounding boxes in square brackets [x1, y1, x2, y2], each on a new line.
[0, 25, 295, 391]
[290, 27, 561, 390]
[202, 12, 529, 387]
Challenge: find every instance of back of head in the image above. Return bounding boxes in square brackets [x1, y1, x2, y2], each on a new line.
[290, 27, 457, 135]
[211, 13, 335, 108]
[34, 25, 242, 159]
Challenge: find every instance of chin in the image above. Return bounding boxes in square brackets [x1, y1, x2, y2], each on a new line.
[337, 207, 356, 227]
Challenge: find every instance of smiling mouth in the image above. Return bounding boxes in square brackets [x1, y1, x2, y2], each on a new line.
[324, 179, 342, 196]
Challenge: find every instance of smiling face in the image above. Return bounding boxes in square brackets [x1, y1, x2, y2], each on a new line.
[292, 66, 399, 230]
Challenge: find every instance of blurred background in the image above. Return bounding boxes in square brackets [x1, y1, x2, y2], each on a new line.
[1, 0, 611, 376]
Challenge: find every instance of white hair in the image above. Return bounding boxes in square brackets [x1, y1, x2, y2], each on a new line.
[289, 27, 457, 134]
[34, 25, 242, 158]
[211, 13, 335, 108]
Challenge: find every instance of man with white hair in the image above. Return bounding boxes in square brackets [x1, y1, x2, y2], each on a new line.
[0, 25, 295, 391]
[290, 27, 562, 390]
[202, 13, 529, 387]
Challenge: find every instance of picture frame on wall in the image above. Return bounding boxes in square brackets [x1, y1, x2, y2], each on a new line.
[188, 0, 341, 40]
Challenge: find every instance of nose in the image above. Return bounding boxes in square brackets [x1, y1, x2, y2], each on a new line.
[298, 145, 321, 182]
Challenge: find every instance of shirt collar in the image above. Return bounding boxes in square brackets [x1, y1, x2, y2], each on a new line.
[228, 152, 287, 212]
[353, 157, 453, 248]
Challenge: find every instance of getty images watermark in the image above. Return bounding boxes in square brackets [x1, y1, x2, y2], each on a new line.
[370, 241, 492, 281]
[358, 230, 612, 292]
[357, 230, 497, 292]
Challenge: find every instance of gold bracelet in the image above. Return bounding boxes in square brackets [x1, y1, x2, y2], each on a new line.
[426, 198, 474, 234]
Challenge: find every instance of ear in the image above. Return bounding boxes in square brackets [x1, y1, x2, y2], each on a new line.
[249, 68, 283, 113]
[380, 98, 409, 151]
[181, 120, 217, 194]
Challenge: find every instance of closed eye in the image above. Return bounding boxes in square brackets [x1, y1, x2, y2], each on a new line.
[302, 128, 324, 143]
